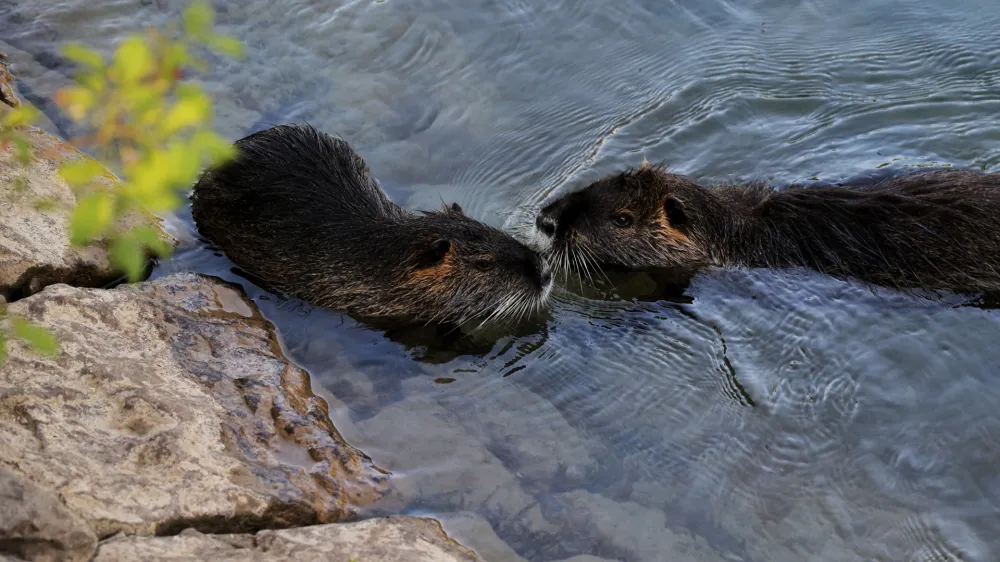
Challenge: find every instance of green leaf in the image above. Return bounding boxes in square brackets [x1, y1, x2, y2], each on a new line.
[53, 86, 96, 122]
[11, 318, 60, 356]
[58, 158, 105, 189]
[129, 225, 173, 258]
[209, 34, 244, 59]
[183, 2, 215, 40]
[61, 43, 105, 70]
[160, 91, 210, 134]
[191, 130, 236, 166]
[112, 35, 154, 84]
[161, 43, 191, 78]
[110, 236, 146, 282]
[1, 105, 40, 129]
[69, 192, 115, 245]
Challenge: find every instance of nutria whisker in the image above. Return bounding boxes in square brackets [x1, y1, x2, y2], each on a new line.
[533, 164, 1000, 295]
[190, 123, 554, 325]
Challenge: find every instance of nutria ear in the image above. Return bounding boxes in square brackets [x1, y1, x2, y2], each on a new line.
[664, 196, 688, 231]
[450, 202, 464, 215]
[418, 238, 453, 267]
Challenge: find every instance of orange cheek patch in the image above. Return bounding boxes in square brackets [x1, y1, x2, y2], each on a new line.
[408, 253, 455, 291]
[655, 210, 691, 246]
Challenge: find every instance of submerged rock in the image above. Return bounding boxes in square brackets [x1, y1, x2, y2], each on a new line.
[93, 516, 482, 562]
[0, 51, 174, 301]
[0, 273, 390, 538]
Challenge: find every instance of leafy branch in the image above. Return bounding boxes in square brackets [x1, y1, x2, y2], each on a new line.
[0, 1, 243, 364]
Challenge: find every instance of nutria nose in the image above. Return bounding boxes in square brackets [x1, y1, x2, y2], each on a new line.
[535, 214, 557, 237]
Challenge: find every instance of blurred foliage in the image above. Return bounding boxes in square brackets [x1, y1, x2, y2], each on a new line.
[0, 1, 243, 363]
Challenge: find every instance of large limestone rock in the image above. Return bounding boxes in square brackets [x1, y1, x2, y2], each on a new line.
[94, 516, 482, 561]
[0, 466, 97, 562]
[0, 273, 390, 539]
[0, 52, 175, 300]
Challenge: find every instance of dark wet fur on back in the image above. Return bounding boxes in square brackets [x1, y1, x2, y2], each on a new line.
[191, 123, 552, 325]
[535, 164, 1000, 294]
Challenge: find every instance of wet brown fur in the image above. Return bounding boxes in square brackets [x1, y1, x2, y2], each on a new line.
[535, 165, 1000, 294]
[191, 124, 552, 325]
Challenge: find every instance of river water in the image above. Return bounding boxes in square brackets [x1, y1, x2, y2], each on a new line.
[5, 0, 1000, 560]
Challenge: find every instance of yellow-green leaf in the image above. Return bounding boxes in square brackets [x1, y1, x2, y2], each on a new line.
[161, 43, 191, 79]
[191, 130, 236, 166]
[209, 34, 245, 59]
[61, 43, 105, 70]
[53, 86, 96, 122]
[110, 236, 146, 282]
[0, 330, 6, 366]
[1, 105, 40, 129]
[77, 70, 107, 95]
[183, 2, 215, 40]
[59, 158, 105, 189]
[11, 318, 60, 356]
[160, 93, 210, 135]
[69, 192, 115, 244]
[112, 35, 154, 84]
[120, 168, 182, 213]
[128, 225, 173, 258]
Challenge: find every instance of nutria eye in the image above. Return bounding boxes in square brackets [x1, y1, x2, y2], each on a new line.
[474, 259, 495, 271]
[612, 213, 633, 228]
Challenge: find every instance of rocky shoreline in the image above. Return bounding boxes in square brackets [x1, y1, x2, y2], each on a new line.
[0, 54, 482, 561]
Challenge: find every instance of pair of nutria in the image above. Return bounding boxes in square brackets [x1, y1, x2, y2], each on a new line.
[191, 123, 1000, 326]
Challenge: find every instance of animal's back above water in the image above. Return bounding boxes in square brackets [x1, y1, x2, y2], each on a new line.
[191, 124, 402, 295]
[535, 165, 1000, 294]
[191, 124, 553, 324]
[732, 170, 1000, 292]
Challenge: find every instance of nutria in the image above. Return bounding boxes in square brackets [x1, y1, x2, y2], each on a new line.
[191, 123, 553, 325]
[532, 164, 1000, 293]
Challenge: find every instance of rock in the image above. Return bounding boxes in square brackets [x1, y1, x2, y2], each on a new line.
[553, 554, 617, 562]
[551, 490, 726, 562]
[437, 512, 529, 562]
[0, 52, 20, 109]
[0, 465, 97, 562]
[93, 516, 482, 562]
[354, 394, 537, 520]
[0, 51, 175, 301]
[0, 273, 389, 538]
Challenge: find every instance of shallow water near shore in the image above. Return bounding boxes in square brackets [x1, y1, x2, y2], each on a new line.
[7, 0, 1000, 559]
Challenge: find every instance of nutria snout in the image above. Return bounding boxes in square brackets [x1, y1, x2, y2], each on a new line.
[534, 163, 1000, 294]
[191, 123, 553, 325]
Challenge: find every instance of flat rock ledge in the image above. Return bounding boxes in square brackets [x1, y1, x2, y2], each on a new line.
[0, 273, 483, 562]
[94, 516, 481, 562]
[0, 52, 175, 302]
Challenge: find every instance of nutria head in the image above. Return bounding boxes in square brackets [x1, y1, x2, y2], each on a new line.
[387, 202, 554, 326]
[532, 164, 719, 275]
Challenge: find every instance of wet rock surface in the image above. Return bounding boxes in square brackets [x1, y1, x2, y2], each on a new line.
[0, 273, 390, 539]
[93, 516, 482, 562]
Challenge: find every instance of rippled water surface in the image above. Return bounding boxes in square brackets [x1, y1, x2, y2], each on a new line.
[6, 0, 1000, 559]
